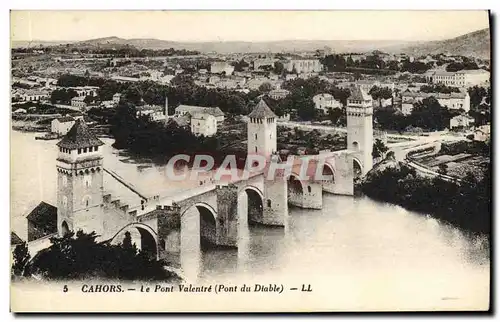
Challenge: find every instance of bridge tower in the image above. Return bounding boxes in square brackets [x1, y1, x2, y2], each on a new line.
[346, 85, 373, 176]
[55, 119, 105, 236]
[247, 99, 277, 159]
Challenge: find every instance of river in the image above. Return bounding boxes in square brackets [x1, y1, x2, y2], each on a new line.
[10, 130, 490, 311]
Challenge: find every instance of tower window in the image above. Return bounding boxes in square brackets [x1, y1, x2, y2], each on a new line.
[78, 148, 81, 154]
[255, 146, 257, 153]
[255, 134, 257, 140]
[267, 199, 272, 208]
[83, 147, 87, 153]
[307, 186, 312, 193]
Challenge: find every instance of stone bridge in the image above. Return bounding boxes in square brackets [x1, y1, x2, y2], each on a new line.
[106, 153, 358, 267]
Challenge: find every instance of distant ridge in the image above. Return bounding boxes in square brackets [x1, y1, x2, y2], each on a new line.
[396, 28, 490, 59]
[11, 28, 490, 58]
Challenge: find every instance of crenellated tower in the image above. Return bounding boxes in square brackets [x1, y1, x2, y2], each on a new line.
[346, 85, 373, 175]
[247, 99, 277, 159]
[56, 119, 105, 236]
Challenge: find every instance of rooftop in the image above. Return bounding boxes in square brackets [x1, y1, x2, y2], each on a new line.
[55, 116, 75, 123]
[248, 99, 277, 119]
[56, 119, 104, 150]
[11, 232, 23, 246]
[26, 201, 57, 242]
[348, 86, 372, 101]
[176, 105, 225, 117]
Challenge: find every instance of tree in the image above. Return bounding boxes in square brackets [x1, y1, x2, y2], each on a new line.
[273, 61, 284, 75]
[27, 231, 180, 281]
[83, 95, 95, 105]
[369, 86, 393, 102]
[410, 97, 451, 131]
[258, 82, 272, 93]
[327, 107, 343, 125]
[372, 138, 389, 159]
[438, 163, 448, 176]
[12, 242, 31, 277]
[468, 86, 488, 108]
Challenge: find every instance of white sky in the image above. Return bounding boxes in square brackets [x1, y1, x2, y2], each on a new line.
[10, 10, 489, 43]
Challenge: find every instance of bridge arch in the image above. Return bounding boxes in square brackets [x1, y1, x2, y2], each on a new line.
[239, 185, 264, 225]
[287, 173, 304, 206]
[181, 202, 218, 250]
[110, 222, 158, 259]
[353, 157, 363, 179]
[322, 163, 335, 183]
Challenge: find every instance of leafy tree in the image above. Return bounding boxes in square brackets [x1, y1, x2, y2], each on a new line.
[369, 86, 393, 101]
[372, 138, 389, 159]
[410, 97, 451, 131]
[83, 95, 95, 105]
[327, 107, 343, 125]
[28, 231, 180, 281]
[12, 242, 31, 278]
[468, 86, 488, 108]
[446, 61, 479, 72]
[258, 82, 272, 93]
[438, 164, 448, 176]
[273, 61, 284, 75]
[421, 84, 460, 94]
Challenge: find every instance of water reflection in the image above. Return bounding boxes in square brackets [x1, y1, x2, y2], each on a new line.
[11, 130, 490, 306]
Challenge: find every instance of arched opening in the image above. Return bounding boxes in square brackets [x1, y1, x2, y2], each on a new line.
[245, 188, 263, 226]
[197, 205, 217, 250]
[136, 227, 157, 259]
[115, 224, 158, 260]
[322, 164, 335, 183]
[353, 158, 363, 179]
[352, 141, 359, 151]
[287, 175, 303, 206]
[61, 221, 70, 236]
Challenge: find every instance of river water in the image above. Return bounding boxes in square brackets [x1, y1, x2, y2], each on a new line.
[10, 130, 490, 310]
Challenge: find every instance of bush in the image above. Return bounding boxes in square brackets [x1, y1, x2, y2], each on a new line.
[24, 231, 181, 281]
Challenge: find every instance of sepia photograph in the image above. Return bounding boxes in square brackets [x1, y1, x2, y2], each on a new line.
[9, 10, 491, 313]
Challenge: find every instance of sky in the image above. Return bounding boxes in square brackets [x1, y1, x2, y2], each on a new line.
[10, 10, 490, 43]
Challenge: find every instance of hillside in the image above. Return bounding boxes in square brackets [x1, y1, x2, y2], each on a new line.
[11, 28, 490, 57]
[396, 28, 490, 59]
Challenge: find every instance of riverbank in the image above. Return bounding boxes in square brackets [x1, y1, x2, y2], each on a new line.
[360, 158, 490, 238]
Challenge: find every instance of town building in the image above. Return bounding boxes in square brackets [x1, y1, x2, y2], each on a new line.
[400, 91, 470, 115]
[12, 89, 50, 102]
[175, 105, 225, 126]
[136, 105, 166, 122]
[357, 80, 395, 93]
[71, 96, 87, 109]
[284, 59, 323, 74]
[313, 93, 342, 113]
[425, 69, 490, 87]
[51, 116, 76, 135]
[210, 62, 235, 75]
[112, 93, 122, 103]
[26, 201, 57, 242]
[450, 114, 475, 129]
[253, 58, 276, 70]
[268, 89, 290, 100]
[473, 124, 490, 142]
[191, 114, 218, 137]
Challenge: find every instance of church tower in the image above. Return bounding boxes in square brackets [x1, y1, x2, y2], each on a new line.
[56, 119, 105, 236]
[247, 99, 277, 158]
[346, 85, 373, 175]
